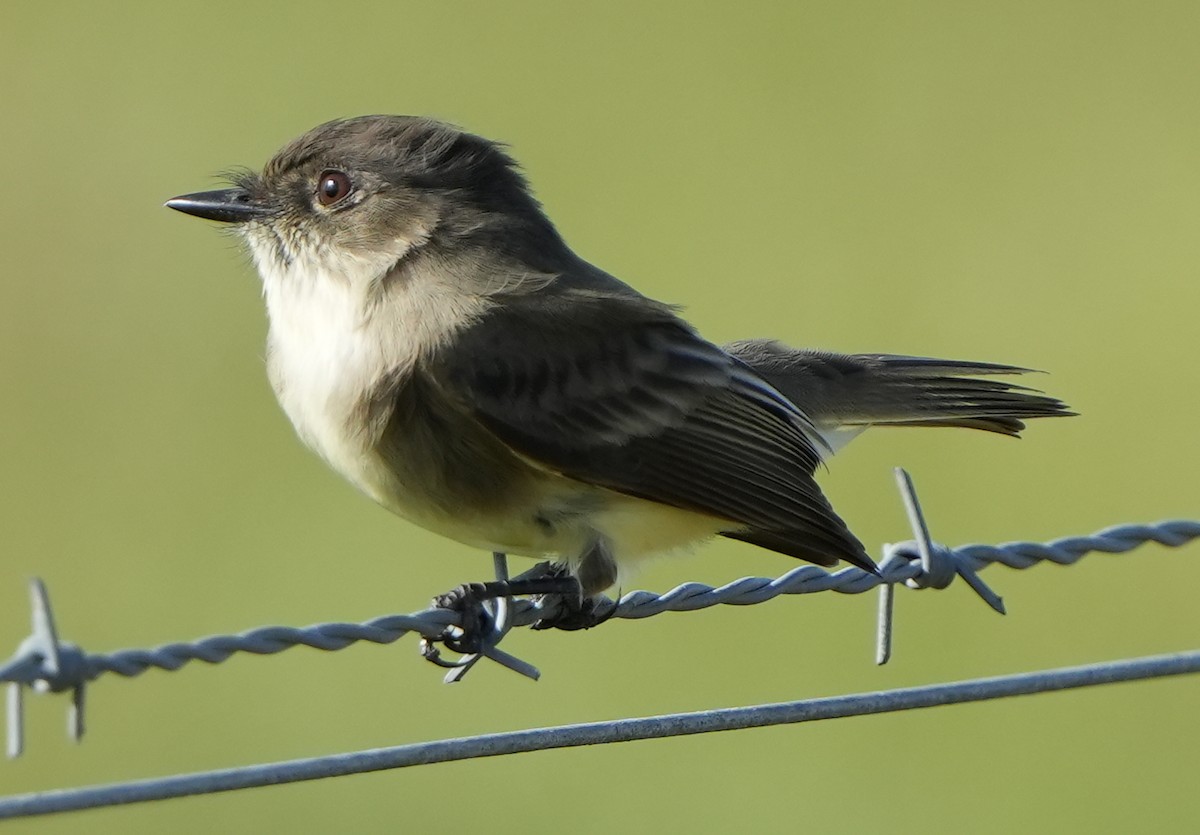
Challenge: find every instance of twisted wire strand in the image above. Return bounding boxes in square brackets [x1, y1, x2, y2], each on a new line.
[2, 516, 1197, 763]
[52, 613, 459, 684]
[585, 519, 1200, 621]
[2, 519, 1195, 691]
[953, 521, 1200, 570]
[4, 514, 1195, 811]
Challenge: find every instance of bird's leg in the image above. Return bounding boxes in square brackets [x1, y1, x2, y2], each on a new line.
[433, 561, 580, 608]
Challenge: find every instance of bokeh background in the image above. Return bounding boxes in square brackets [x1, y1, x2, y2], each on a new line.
[2, 2, 1198, 832]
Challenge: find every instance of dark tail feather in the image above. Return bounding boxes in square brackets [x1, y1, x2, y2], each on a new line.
[718, 341, 1071, 573]
[725, 341, 1075, 436]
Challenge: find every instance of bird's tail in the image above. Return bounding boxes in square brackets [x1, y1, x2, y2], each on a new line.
[725, 340, 1074, 445]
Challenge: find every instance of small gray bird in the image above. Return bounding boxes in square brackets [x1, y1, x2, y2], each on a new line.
[167, 115, 1071, 613]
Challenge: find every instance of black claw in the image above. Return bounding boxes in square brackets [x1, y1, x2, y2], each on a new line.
[428, 562, 606, 661]
[431, 583, 498, 655]
[531, 593, 616, 631]
[507, 560, 584, 600]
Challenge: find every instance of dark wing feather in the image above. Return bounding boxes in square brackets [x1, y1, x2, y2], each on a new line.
[427, 289, 873, 571]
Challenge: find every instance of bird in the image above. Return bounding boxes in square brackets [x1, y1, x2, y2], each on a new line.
[166, 115, 1072, 623]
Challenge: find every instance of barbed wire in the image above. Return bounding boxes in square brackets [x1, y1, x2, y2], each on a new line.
[5, 518, 1196, 691]
[1, 648, 1197, 820]
[2, 468, 1198, 768]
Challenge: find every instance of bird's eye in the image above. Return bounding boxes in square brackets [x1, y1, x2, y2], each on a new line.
[316, 170, 353, 206]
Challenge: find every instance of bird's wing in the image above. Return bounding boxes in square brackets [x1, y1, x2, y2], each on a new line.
[426, 289, 872, 570]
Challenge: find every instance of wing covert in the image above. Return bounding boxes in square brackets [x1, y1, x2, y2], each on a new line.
[427, 289, 870, 569]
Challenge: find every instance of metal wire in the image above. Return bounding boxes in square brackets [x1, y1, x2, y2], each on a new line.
[1, 458, 1197, 818]
[3, 518, 1196, 694]
[2, 509, 1196, 762]
[1, 649, 1197, 819]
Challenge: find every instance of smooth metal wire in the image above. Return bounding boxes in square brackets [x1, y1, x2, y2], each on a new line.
[1, 489, 1197, 818]
[1, 649, 1197, 819]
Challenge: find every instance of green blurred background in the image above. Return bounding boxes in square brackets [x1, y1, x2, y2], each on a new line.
[2, 2, 1198, 832]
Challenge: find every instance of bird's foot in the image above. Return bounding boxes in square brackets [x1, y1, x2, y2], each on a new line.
[530, 594, 616, 631]
[430, 582, 499, 656]
[430, 563, 581, 654]
[521, 562, 618, 631]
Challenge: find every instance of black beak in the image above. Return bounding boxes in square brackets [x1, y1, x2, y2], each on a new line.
[164, 188, 271, 223]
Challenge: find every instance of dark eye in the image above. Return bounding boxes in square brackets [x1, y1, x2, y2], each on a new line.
[316, 170, 353, 206]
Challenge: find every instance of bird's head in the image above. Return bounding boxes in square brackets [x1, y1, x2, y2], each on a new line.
[167, 115, 561, 287]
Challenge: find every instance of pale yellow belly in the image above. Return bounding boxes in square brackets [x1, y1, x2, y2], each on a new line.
[280, 361, 734, 586]
[364, 457, 731, 582]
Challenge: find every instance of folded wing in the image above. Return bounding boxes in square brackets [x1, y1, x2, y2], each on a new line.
[427, 290, 875, 572]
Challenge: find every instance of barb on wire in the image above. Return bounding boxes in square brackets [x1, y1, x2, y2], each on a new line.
[417, 552, 540, 683]
[3, 468, 1198, 758]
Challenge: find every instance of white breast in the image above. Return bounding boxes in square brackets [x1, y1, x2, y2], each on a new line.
[245, 231, 491, 512]
[260, 258, 393, 499]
